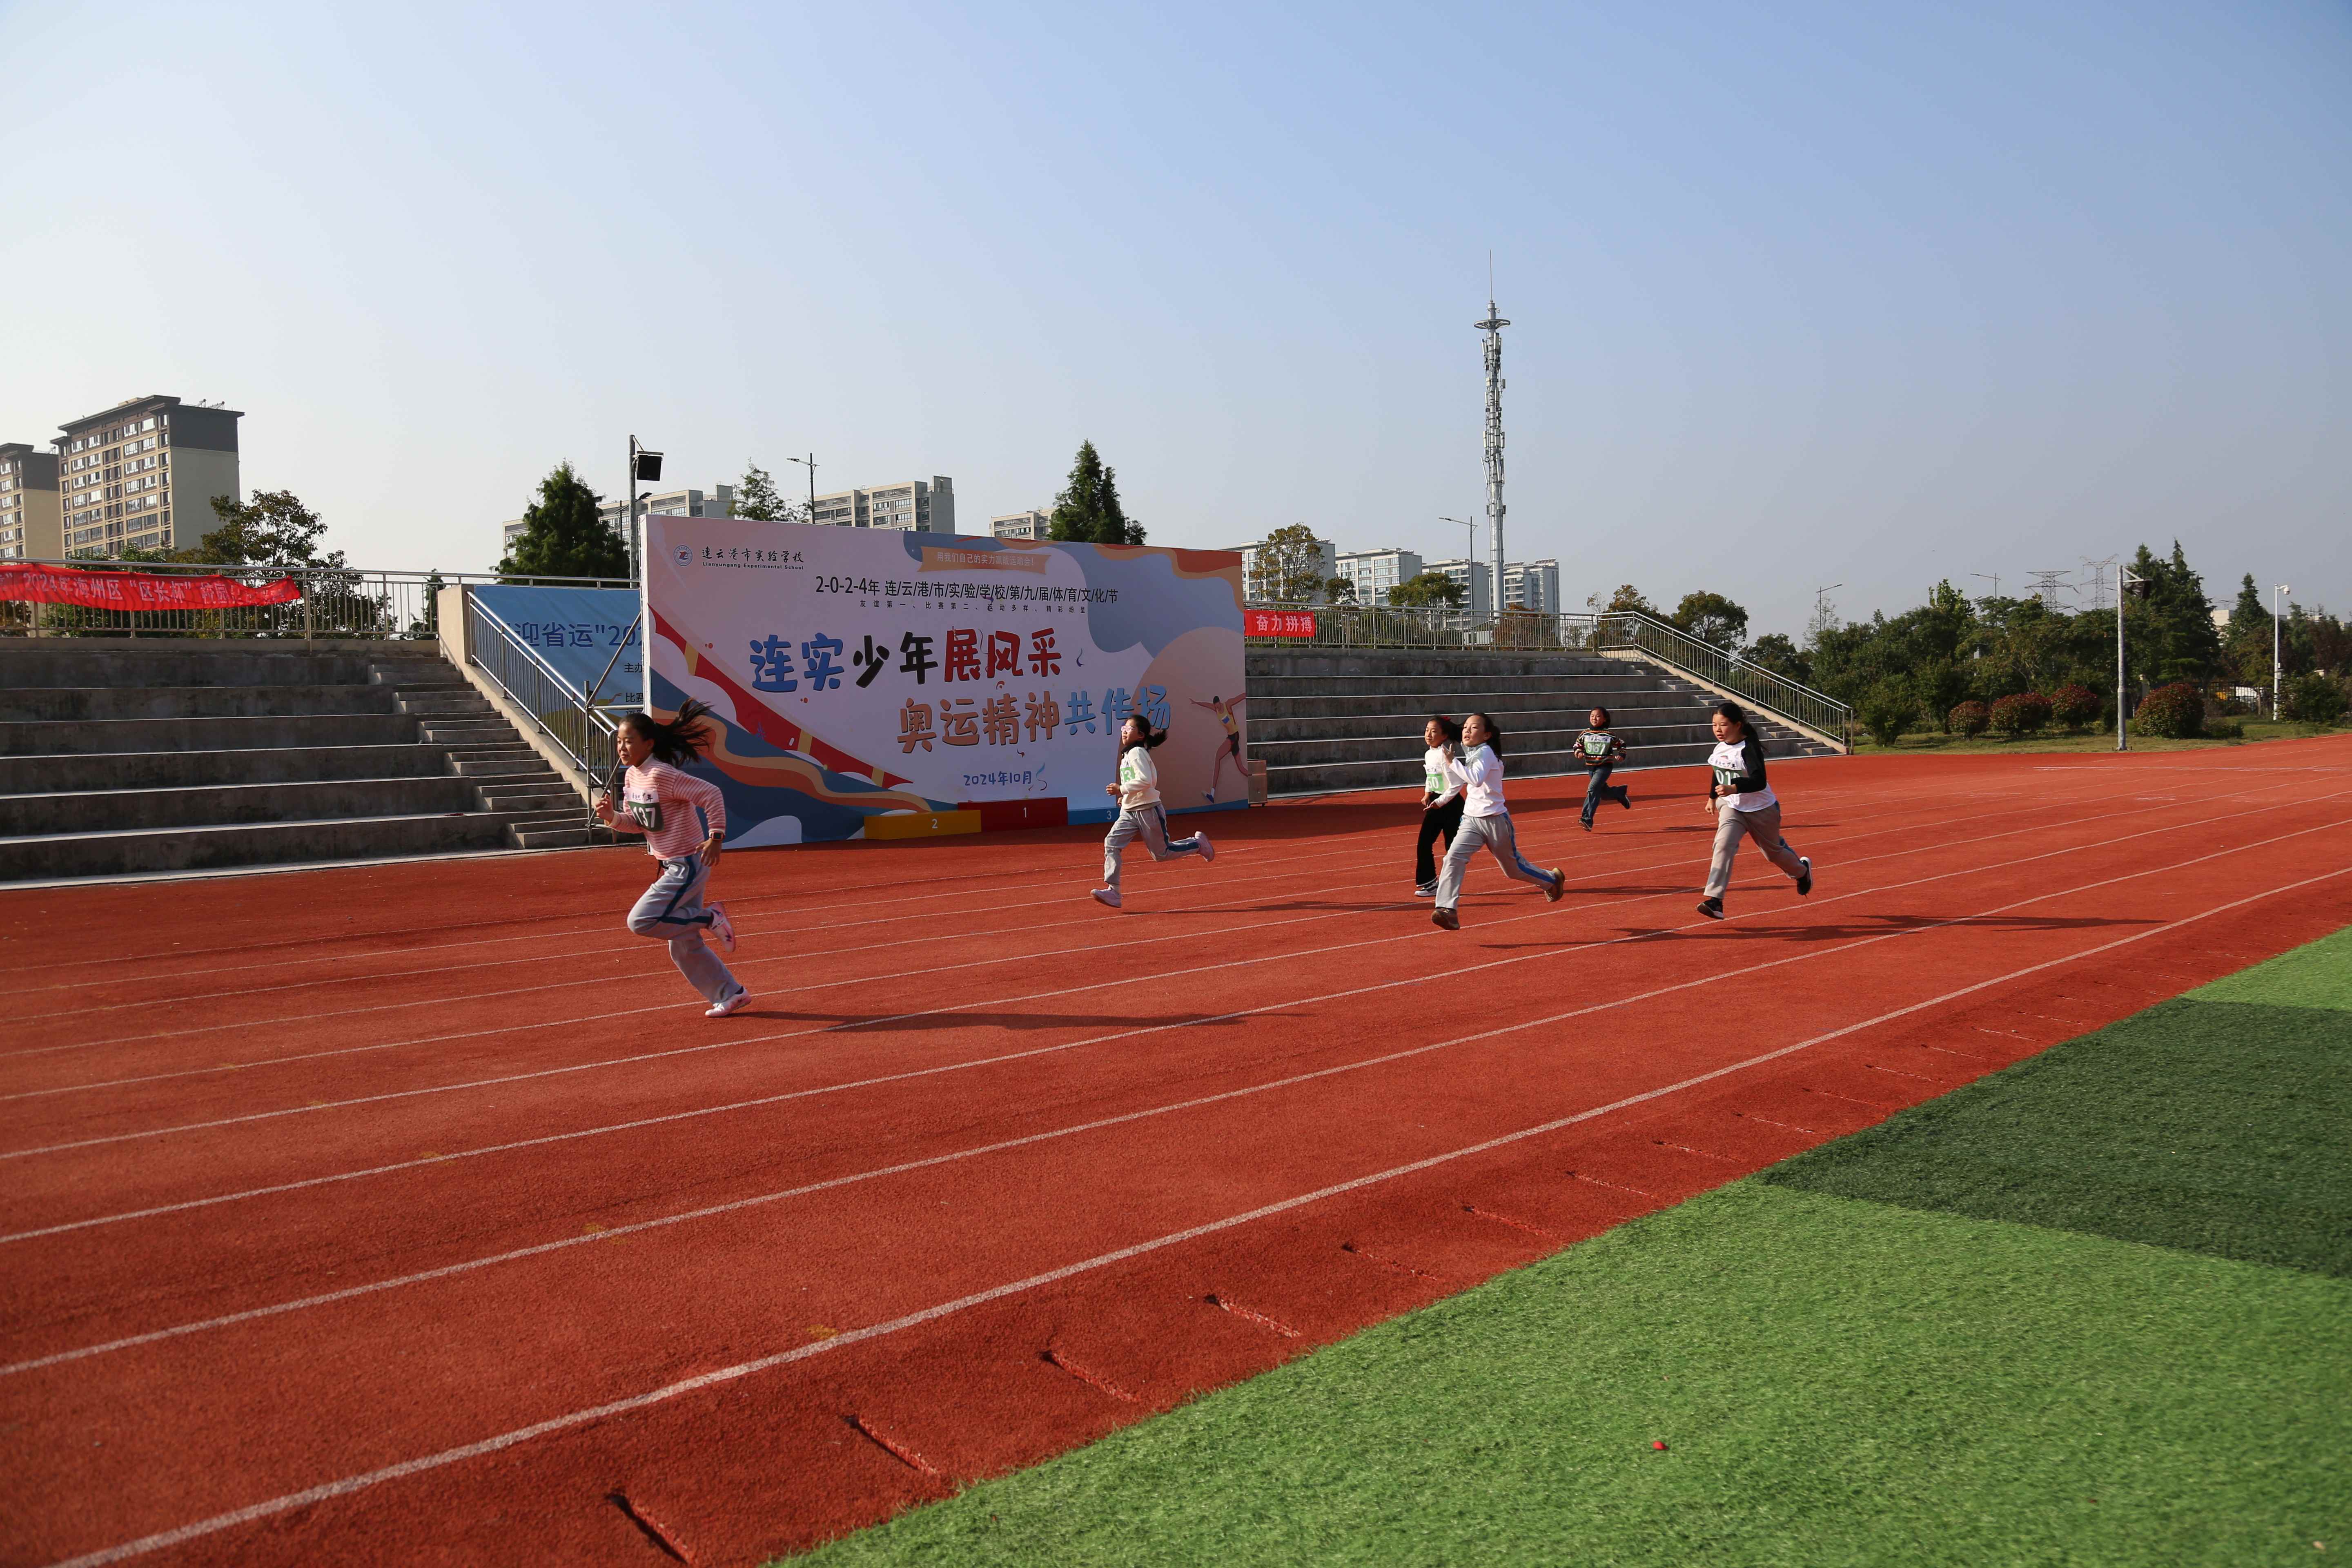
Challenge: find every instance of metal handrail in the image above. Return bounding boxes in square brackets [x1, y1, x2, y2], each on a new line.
[465, 596, 622, 802]
[1592, 610, 1852, 745]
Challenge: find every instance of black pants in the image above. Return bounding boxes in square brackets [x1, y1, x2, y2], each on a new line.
[1581, 762, 1630, 823]
[1416, 795, 1465, 887]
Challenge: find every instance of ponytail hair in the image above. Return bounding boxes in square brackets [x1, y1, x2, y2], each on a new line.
[1465, 711, 1506, 755]
[1428, 713, 1463, 745]
[619, 699, 717, 766]
[1715, 700, 1755, 742]
[1119, 713, 1167, 752]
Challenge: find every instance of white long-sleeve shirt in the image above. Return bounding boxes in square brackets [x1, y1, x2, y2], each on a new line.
[1423, 745, 1461, 805]
[1115, 744, 1161, 810]
[1443, 744, 1507, 818]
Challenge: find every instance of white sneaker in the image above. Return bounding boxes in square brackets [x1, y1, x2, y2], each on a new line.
[1091, 887, 1122, 908]
[1413, 884, 1437, 898]
[706, 901, 736, 954]
[1195, 832, 1216, 863]
[706, 987, 751, 1018]
[1204, 790, 1215, 803]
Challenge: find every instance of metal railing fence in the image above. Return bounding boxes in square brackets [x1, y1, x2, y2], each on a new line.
[464, 596, 626, 809]
[1243, 601, 1851, 746]
[0, 557, 629, 640]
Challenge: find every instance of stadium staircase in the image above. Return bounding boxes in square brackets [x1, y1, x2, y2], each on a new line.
[0, 640, 601, 883]
[1247, 648, 1840, 797]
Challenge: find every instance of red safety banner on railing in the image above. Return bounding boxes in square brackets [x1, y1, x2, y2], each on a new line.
[1244, 608, 1318, 638]
[0, 563, 303, 609]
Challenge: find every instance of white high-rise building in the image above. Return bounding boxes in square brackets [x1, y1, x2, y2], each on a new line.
[501, 485, 735, 554]
[1425, 557, 1493, 617]
[991, 509, 1049, 540]
[1336, 547, 1423, 607]
[1504, 558, 1560, 612]
[1225, 535, 1338, 601]
[55, 394, 241, 558]
[811, 476, 955, 533]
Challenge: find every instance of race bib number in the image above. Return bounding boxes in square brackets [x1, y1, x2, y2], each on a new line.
[1581, 735, 1610, 757]
[626, 797, 663, 831]
[1426, 770, 1447, 793]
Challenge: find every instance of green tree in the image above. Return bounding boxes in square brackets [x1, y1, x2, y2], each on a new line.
[1598, 584, 1657, 615]
[1743, 632, 1813, 686]
[732, 460, 806, 523]
[1672, 590, 1749, 650]
[1325, 577, 1357, 604]
[497, 462, 627, 580]
[1049, 440, 1146, 546]
[193, 490, 346, 570]
[2123, 540, 2220, 688]
[1390, 572, 1466, 609]
[1248, 523, 1330, 602]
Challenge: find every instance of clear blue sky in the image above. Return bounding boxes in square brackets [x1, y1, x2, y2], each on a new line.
[3, 0, 2345, 637]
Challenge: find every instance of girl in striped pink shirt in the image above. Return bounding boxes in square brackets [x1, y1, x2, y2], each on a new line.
[594, 700, 749, 1017]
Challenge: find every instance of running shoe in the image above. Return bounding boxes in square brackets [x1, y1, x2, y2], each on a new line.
[1413, 883, 1437, 898]
[706, 900, 736, 954]
[706, 987, 752, 1018]
[1091, 887, 1122, 908]
[1581, 817, 1593, 832]
[1196, 833, 1216, 863]
[1796, 857, 1813, 897]
[1544, 868, 1565, 902]
[1621, 792, 1633, 810]
[1204, 790, 1215, 803]
[1432, 906, 1461, 931]
[1695, 897, 1725, 920]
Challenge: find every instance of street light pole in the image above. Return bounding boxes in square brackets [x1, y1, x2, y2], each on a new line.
[2274, 584, 2292, 718]
[1437, 517, 1476, 617]
[2116, 563, 2151, 751]
[787, 454, 819, 524]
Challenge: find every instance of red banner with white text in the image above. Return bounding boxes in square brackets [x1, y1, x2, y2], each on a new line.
[0, 564, 302, 610]
[1244, 608, 1318, 638]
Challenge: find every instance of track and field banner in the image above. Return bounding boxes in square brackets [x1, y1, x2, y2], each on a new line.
[0, 563, 301, 609]
[645, 519, 1246, 847]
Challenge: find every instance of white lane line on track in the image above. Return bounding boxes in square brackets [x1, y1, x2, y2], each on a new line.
[8, 791, 2344, 1256]
[6, 777, 1981, 1031]
[7, 782, 2323, 1162]
[38, 857, 2350, 1568]
[5, 781, 2092, 1093]
[13, 819, 2345, 1377]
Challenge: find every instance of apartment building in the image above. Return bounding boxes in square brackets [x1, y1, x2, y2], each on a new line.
[497, 484, 735, 552]
[811, 476, 955, 533]
[1336, 547, 1423, 606]
[1504, 558, 1560, 613]
[1425, 557, 1494, 617]
[0, 443, 61, 561]
[991, 508, 1049, 541]
[56, 395, 241, 557]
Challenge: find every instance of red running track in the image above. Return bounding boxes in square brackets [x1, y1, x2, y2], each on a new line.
[3, 738, 2350, 1566]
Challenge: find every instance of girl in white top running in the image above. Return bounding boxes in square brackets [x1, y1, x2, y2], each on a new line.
[1431, 711, 1564, 930]
[1091, 715, 1216, 908]
[1414, 714, 1465, 897]
[1695, 701, 1812, 921]
[593, 699, 751, 1017]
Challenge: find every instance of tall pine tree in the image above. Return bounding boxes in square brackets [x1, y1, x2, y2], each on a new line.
[1049, 441, 1146, 546]
[497, 462, 627, 580]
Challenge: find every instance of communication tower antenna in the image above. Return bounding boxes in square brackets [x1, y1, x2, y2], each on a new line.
[1475, 258, 1509, 617]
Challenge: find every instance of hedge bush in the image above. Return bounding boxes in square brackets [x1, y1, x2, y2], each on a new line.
[1990, 691, 2053, 737]
[2049, 682, 2101, 730]
[2130, 682, 2204, 738]
[1949, 700, 1991, 738]
[2282, 673, 2349, 726]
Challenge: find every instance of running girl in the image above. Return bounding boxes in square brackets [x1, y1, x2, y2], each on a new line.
[1576, 706, 1632, 831]
[1695, 700, 1812, 920]
[593, 699, 750, 1017]
[1191, 693, 1247, 803]
[1093, 713, 1216, 908]
[1431, 710, 1564, 931]
[1414, 714, 1464, 897]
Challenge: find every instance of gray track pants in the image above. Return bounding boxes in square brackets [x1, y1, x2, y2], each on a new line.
[1436, 810, 1557, 911]
[1704, 801, 1805, 898]
[1102, 804, 1205, 891]
[627, 856, 740, 1004]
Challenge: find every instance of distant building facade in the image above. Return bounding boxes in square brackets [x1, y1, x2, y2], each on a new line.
[0, 443, 61, 561]
[55, 394, 241, 558]
[1425, 557, 1494, 617]
[1336, 547, 1423, 606]
[1504, 558, 1560, 613]
[499, 484, 735, 554]
[991, 508, 1049, 540]
[812, 476, 955, 533]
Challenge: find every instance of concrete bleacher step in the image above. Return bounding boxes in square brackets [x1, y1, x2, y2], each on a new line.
[0, 639, 611, 882]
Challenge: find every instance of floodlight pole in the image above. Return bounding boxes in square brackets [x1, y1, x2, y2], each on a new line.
[2274, 584, 2291, 719]
[787, 454, 819, 523]
[2116, 562, 2126, 751]
[627, 435, 643, 587]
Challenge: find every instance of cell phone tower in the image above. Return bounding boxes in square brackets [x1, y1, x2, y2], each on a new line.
[1476, 273, 1510, 615]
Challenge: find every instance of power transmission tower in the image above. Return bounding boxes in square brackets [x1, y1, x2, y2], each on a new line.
[2029, 569, 2074, 608]
[2079, 556, 2116, 611]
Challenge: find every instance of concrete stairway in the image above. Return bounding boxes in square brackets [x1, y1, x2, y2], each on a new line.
[1248, 649, 1841, 797]
[0, 640, 606, 882]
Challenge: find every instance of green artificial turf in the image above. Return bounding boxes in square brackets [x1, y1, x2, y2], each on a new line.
[798, 1183, 2348, 1566]
[791, 928, 2352, 1566]
[1760, 935, 2352, 1276]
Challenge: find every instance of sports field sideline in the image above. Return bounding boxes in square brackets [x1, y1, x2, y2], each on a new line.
[3, 737, 2349, 1566]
